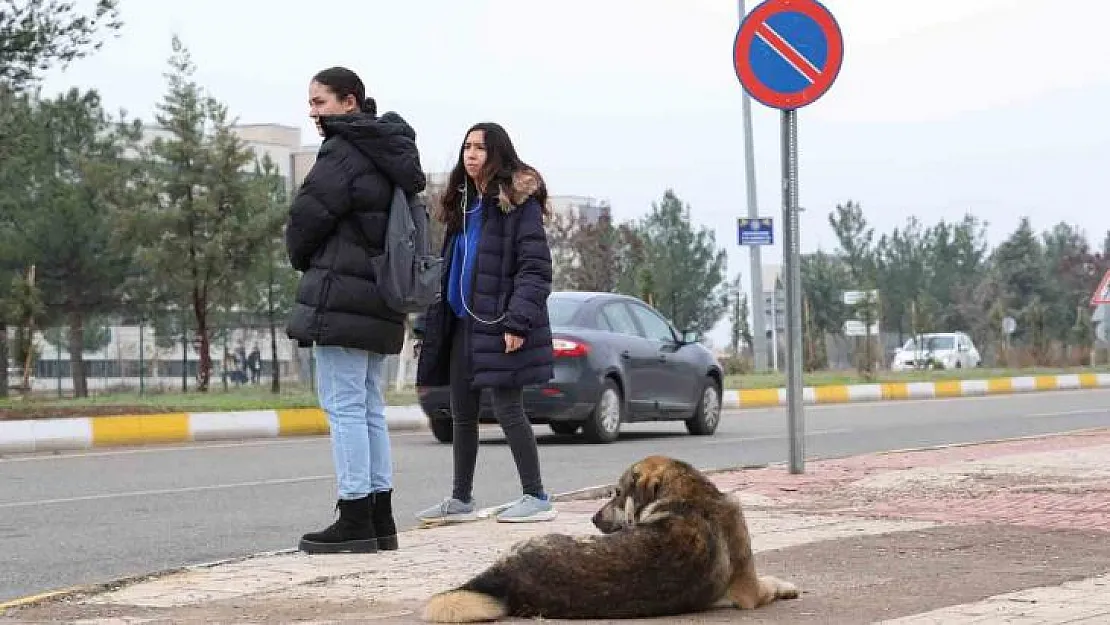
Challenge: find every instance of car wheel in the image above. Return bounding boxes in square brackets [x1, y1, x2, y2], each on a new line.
[430, 418, 453, 443]
[549, 422, 579, 435]
[685, 379, 721, 436]
[582, 379, 622, 444]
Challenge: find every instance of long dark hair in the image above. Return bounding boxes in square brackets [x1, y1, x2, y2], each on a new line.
[437, 122, 549, 233]
[311, 66, 377, 116]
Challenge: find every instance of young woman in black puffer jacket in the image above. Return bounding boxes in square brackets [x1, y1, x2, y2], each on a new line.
[285, 66, 425, 554]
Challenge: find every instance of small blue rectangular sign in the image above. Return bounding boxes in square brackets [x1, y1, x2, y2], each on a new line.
[738, 217, 773, 246]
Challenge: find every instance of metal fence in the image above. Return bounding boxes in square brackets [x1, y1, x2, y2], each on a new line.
[7, 322, 419, 396]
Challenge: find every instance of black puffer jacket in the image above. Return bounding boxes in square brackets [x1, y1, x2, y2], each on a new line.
[285, 112, 426, 355]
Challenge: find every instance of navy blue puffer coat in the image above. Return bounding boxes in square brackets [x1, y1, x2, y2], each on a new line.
[415, 169, 555, 389]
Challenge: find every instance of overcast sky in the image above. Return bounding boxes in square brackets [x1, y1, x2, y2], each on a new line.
[41, 0, 1110, 345]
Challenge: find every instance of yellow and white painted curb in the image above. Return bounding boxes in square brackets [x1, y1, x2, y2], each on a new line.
[721, 372, 1110, 409]
[2, 373, 1108, 455]
[0, 406, 427, 455]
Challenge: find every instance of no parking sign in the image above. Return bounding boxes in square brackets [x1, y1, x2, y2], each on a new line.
[731, 0, 843, 474]
[733, 0, 843, 111]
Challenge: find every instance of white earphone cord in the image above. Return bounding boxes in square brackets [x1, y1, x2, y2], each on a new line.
[460, 183, 507, 326]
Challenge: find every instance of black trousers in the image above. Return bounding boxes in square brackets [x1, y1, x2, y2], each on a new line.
[449, 318, 545, 502]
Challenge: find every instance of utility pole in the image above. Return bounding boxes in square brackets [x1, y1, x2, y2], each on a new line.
[739, 0, 767, 371]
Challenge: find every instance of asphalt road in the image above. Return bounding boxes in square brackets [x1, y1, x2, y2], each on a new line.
[2, 388, 1109, 603]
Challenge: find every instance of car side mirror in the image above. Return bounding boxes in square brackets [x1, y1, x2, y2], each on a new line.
[682, 331, 699, 344]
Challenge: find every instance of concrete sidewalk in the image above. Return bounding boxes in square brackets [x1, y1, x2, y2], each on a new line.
[4, 428, 1110, 623]
[2, 371, 1108, 454]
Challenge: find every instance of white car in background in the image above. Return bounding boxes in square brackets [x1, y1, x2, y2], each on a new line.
[891, 332, 981, 371]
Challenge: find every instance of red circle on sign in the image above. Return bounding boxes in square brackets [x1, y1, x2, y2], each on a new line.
[733, 0, 844, 110]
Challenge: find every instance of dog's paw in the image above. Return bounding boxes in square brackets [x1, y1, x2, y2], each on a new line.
[766, 576, 799, 600]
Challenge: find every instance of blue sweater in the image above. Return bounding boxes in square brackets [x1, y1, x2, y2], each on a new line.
[447, 196, 483, 318]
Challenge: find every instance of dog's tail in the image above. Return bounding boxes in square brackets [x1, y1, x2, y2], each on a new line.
[421, 589, 507, 623]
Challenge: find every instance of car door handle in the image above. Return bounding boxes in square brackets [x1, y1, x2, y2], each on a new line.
[620, 350, 631, 360]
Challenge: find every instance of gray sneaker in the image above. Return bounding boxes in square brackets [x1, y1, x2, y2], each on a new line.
[415, 497, 478, 525]
[494, 495, 558, 523]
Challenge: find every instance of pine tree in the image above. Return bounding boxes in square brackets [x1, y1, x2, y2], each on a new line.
[633, 190, 728, 335]
[727, 275, 752, 356]
[130, 36, 259, 391]
[239, 156, 298, 393]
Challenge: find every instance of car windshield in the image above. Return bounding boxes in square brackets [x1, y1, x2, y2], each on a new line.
[903, 336, 956, 351]
[547, 296, 583, 327]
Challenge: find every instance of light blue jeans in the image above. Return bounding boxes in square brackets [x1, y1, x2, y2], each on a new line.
[313, 345, 392, 500]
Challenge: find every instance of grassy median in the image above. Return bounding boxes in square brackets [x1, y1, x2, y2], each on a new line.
[0, 384, 416, 420]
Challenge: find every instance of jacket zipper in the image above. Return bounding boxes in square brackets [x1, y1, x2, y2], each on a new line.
[315, 274, 333, 341]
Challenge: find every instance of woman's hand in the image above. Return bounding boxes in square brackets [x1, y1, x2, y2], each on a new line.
[504, 333, 524, 353]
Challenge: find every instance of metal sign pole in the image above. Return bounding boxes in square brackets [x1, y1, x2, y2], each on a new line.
[781, 109, 805, 474]
[739, 0, 767, 372]
[734, 0, 843, 475]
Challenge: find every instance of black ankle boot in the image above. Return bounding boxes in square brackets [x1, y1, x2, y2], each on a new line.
[299, 495, 377, 554]
[372, 489, 399, 551]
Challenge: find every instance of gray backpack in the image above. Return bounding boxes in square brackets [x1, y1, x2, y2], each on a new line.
[371, 187, 443, 314]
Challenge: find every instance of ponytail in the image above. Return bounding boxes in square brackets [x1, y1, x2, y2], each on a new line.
[361, 96, 377, 117]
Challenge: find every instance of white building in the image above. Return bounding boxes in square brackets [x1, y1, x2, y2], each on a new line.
[548, 195, 609, 225]
[138, 122, 319, 193]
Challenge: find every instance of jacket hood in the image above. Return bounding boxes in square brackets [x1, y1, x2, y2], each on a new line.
[320, 111, 426, 194]
[494, 167, 543, 213]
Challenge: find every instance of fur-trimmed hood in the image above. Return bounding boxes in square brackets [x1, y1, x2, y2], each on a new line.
[494, 168, 544, 214]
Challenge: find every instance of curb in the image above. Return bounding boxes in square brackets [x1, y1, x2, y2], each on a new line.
[0, 406, 427, 455]
[0, 547, 300, 612]
[863, 424, 1110, 458]
[550, 464, 771, 503]
[721, 372, 1110, 408]
[1, 373, 1107, 455]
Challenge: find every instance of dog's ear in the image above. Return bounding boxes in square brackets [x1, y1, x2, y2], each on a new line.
[633, 469, 662, 504]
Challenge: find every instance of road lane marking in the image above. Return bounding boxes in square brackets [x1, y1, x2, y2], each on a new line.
[0, 475, 333, 509]
[704, 428, 855, 444]
[1022, 408, 1110, 419]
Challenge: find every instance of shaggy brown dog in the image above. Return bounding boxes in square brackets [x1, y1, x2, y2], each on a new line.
[421, 455, 798, 621]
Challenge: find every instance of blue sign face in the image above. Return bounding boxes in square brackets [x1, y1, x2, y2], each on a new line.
[733, 0, 844, 110]
[755, 12, 828, 95]
[738, 217, 774, 246]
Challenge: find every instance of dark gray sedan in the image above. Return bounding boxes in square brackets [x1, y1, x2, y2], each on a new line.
[416, 291, 724, 444]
